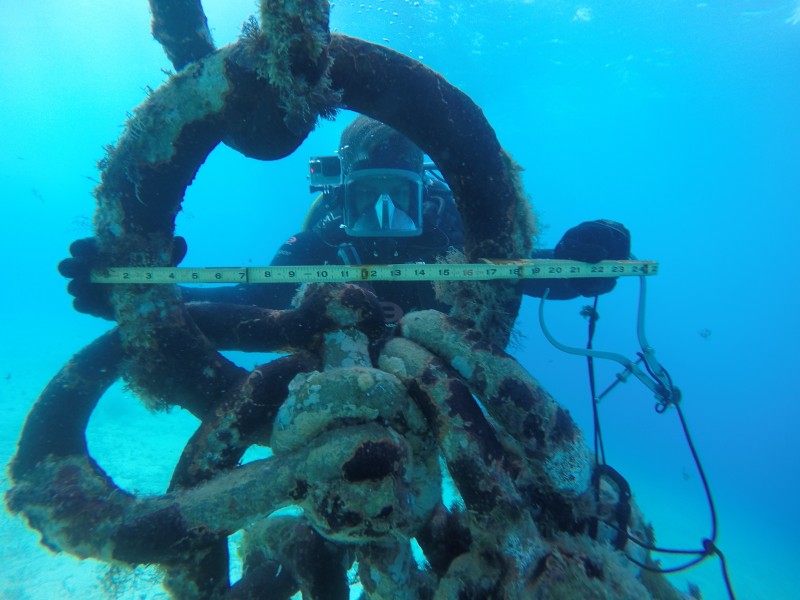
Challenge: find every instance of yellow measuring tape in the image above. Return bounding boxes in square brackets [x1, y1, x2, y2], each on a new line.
[91, 259, 657, 284]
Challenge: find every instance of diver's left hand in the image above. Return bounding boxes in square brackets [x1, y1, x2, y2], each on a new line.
[554, 219, 631, 296]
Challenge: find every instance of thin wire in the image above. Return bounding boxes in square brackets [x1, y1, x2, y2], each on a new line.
[576, 290, 735, 599]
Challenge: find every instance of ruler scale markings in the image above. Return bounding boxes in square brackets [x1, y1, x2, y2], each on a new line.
[93, 260, 658, 284]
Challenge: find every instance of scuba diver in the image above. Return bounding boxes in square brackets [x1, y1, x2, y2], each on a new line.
[59, 115, 631, 323]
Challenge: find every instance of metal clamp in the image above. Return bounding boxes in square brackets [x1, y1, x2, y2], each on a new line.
[538, 274, 680, 410]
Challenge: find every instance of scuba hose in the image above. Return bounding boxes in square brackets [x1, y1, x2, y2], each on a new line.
[540, 279, 736, 599]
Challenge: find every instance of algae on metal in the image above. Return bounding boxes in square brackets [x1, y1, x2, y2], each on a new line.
[4, 0, 695, 598]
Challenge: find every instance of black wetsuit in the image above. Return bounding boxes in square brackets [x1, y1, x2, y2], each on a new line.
[180, 181, 583, 322]
[180, 198, 463, 322]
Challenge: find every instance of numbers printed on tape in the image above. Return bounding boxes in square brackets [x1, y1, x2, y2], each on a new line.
[92, 260, 658, 284]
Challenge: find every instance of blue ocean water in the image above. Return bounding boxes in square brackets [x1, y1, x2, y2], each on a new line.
[1, 1, 798, 598]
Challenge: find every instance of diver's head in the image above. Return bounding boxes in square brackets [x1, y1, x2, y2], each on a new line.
[339, 116, 424, 238]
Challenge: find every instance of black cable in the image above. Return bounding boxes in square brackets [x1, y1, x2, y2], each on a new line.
[715, 544, 737, 600]
[580, 300, 736, 599]
[582, 297, 605, 464]
[675, 402, 718, 542]
[627, 553, 707, 573]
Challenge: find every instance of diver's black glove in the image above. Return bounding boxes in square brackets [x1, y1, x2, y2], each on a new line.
[58, 236, 188, 320]
[554, 219, 631, 297]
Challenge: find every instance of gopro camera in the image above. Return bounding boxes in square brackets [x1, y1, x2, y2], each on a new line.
[309, 155, 342, 192]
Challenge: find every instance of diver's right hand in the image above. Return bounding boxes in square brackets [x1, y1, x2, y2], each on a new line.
[58, 236, 188, 320]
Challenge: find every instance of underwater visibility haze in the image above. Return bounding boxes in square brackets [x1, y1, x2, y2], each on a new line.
[1, 1, 799, 598]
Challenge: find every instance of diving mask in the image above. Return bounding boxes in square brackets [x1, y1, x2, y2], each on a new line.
[343, 169, 423, 237]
